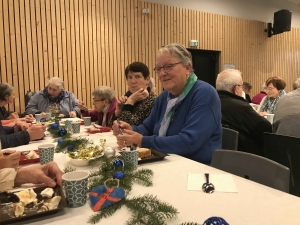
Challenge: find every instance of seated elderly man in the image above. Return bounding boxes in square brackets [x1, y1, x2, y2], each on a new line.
[273, 78, 300, 137]
[216, 69, 272, 156]
[25, 77, 80, 118]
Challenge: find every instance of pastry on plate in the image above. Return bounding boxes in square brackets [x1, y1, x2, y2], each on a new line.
[138, 148, 151, 159]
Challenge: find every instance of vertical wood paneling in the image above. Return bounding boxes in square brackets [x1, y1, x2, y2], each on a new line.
[1, 0, 300, 112]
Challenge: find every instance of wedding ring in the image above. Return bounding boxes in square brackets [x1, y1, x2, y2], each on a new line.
[123, 141, 126, 147]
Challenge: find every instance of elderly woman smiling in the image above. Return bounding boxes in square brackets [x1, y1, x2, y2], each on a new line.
[78, 86, 117, 127]
[25, 77, 80, 118]
[257, 76, 286, 116]
[112, 43, 222, 165]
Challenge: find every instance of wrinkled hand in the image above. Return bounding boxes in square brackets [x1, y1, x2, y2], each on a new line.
[0, 150, 21, 170]
[126, 88, 149, 105]
[14, 121, 31, 132]
[41, 112, 47, 118]
[8, 112, 19, 120]
[24, 114, 35, 123]
[69, 111, 77, 118]
[116, 129, 143, 149]
[27, 124, 46, 141]
[112, 120, 132, 136]
[78, 101, 88, 111]
[115, 96, 128, 117]
[14, 162, 64, 187]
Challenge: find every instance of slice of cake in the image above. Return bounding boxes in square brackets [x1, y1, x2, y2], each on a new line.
[138, 148, 151, 159]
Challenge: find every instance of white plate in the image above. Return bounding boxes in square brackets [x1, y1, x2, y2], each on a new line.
[61, 118, 83, 122]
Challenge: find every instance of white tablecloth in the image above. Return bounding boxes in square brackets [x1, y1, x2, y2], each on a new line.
[9, 126, 300, 225]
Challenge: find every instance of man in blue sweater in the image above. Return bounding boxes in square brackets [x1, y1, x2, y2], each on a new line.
[113, 43, 222, 165]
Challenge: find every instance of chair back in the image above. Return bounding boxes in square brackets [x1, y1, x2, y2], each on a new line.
[264, 132, 300, 196]
[211, 149, 290, 193]
[222, 127, 238, 150]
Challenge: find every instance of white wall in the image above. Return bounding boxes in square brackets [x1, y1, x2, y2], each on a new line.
[146, 0, 300, 28]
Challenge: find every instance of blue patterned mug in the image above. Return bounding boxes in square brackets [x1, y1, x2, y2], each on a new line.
[62, 171, 89, 208]
[38, 144, 55, 165]
[72, 122, 81, 133]
[121, 149, 138, 170]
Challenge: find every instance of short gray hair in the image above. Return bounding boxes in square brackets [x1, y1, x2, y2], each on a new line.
[92, 86, 115, 102]
[148, 77, 155, 89]
[0, 83, 14, 101]
[216, 69, 242, 92]
[49, 77, 64, 90]
[158, 43, 193, 70]
[293, 78, 300, 90]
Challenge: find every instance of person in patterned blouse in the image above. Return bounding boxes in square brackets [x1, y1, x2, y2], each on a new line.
[109, 62, 156, 127]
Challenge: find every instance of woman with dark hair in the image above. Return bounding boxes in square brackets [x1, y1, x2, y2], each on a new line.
[257, 77, 286, 116]
[109, 62, 156, 126]
[0, 83, 34, 123]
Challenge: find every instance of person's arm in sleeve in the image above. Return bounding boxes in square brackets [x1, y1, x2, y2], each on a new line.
[25, 93, 42, 115]
[0, 168, 17, 191]
[256, 96, 266, 113]
[82, 110, 99, 123]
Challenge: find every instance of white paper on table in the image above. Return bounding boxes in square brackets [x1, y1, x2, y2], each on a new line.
[187, 173, 238, 193]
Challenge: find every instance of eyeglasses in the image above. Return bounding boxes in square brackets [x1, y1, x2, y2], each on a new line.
[93, 99, 105, 103]
[236, 84, 243, 87]
[266, 87, 275, 91]
[153, 62, 182, 73]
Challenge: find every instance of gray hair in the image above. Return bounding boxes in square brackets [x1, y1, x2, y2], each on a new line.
[92, 86, 115, 102]
[148, 77, 155, 89]
[158, 43, 193, 70]
[293, 78, 300, 90]
[0, 83, 14, 101]
[49, 77, 64, 90]
[216, 69, 242, 92]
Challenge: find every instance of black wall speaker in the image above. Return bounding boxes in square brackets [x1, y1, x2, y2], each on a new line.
[273, 9, 292, 34]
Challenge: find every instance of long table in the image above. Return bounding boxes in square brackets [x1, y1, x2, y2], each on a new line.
[10, 126, 300, 225]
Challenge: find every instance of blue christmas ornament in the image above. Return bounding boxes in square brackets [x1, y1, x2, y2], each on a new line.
[113, 159, 124, 167]
[67, 145, 74, 151]
[51, 123, 59, 130]
[58, 128, 67, 136]
[55, 121, 59, 124]
[40, 118, 46, 123]
[57, 139, 64, 145]
[113, 171, 125, 179]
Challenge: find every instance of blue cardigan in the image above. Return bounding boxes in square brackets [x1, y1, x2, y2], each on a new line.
[133, 80, 222, 165]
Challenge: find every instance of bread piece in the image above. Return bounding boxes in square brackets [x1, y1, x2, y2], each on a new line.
[138, 148, 151, 159]
[25, 150, 39, 159]
[41, 188, 54, 198]
[58, 114, 64, 117]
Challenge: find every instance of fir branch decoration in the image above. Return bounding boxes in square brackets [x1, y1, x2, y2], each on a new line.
[125, 194, 179, 225]
[47, 127, 72, 139]
[63, 166, 77, 173]
[55, 137, 92, 153]
[88, 198, 126, 224]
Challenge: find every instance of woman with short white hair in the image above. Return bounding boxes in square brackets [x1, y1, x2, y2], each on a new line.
[25, 77, 80, 118]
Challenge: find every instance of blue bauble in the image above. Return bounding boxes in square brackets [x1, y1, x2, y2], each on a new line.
[58, 128, 67, 137]
[40, 118, 46, 123]
[67, 145, 74, 151]
[55, 121, 59, 124]
[51, 123, 59, 130]
[57, 139, 64, 145]
[113, 159, 124, 167]
[113, 171, 125, 179]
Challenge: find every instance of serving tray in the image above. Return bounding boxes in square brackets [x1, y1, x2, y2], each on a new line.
[138, 149, 168, 164]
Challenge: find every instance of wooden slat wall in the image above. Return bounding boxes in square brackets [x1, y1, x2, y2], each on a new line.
[1, 0, 300, 112]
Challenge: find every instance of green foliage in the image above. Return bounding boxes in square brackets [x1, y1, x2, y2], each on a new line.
[47, 127, 72, 139]
[63, 166, 77, 173]
[55, 137, 92, 153]
[125, 194, 179, 225]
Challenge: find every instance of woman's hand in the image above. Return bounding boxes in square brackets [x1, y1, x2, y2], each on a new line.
[13, 121, 31, 132]
[8, 112, 19, 120]
[115, 96, 128, 117]
[0, 150, 21, 170]
[14, 162, 63, 187]
[24, 114, 35, 123]
[78, 101, 88, 111]
[116, 129, 143, 149]
[27, 124, 47, 140]
[41, 112, 47, 118]
[126, 88, 149, 105]
[69, 111, 77, 118]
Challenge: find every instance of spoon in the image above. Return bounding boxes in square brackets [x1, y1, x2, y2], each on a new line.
[202, 173, 215, 194]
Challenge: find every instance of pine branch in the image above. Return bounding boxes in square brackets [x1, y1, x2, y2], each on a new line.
[132, 168, 153, 187]
[88, 198, 126, 224]
[47, 127, 72, 140]
[63, 166, 77, 173]
[55, 137, 93, 153]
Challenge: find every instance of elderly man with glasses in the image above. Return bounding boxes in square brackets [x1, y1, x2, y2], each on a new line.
[216, 69, 272, 156]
